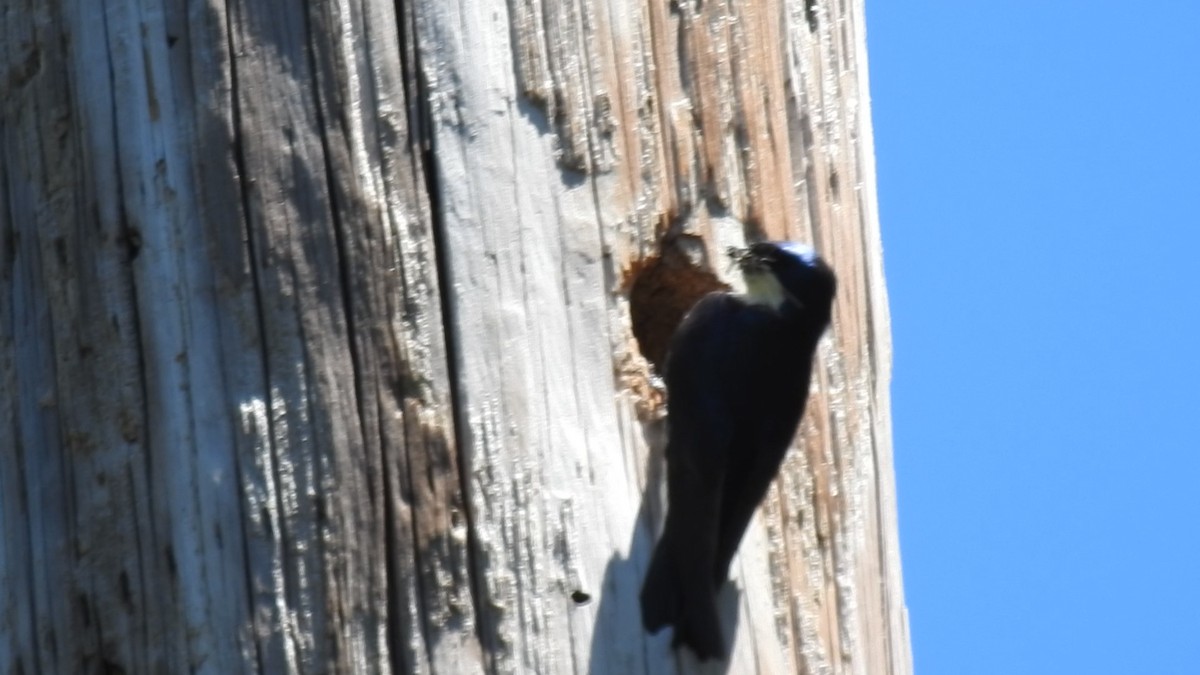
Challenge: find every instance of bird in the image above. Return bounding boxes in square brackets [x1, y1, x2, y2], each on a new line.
[639, 240, 837, 661]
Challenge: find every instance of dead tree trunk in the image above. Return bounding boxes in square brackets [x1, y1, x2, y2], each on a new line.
[1, 0, 907, 673]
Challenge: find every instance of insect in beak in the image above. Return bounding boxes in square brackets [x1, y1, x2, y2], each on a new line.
[726, 246, 769, 274]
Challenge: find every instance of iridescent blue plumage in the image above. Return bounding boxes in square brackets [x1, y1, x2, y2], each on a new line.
[640, 241, 836, 661]
[776, 241, 819, 266]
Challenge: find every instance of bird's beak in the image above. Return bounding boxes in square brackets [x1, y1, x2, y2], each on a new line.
[726, 246, 769, 274]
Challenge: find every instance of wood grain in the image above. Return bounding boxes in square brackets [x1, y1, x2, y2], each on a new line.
[1, 0, 906, 673]
[418, 0, 907, 673]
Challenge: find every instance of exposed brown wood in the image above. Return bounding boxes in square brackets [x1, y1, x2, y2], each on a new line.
[1, 0, 907, 673]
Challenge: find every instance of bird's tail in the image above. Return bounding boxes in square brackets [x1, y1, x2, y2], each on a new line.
[640, 541, 678, 633]
[640, 540, 726, 661]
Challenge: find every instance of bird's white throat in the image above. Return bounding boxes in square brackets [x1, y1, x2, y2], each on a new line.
[741, 270, 787, 310]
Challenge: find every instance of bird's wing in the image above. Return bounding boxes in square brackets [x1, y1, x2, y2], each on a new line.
[664, 293, 743, 410]
[644, 293, 745, 659]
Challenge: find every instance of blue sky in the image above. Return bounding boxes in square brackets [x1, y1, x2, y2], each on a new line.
[867, 3, 1200, 673]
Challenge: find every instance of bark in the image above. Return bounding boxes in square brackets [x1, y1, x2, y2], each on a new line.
[0, 0, 907, 673]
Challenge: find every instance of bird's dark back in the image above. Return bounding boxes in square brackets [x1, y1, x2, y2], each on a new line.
[664, 292, 826, 448]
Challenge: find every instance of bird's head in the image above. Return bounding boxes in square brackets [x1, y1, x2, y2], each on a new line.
[728, 241, 837, 317]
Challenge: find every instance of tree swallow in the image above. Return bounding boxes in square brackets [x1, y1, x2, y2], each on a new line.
[640, 240, 837, 660]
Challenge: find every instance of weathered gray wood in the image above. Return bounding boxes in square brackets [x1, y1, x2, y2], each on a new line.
[1, 0, 907, 673]
[3, 0, 476, 672]
[418, 0, 908, 673]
